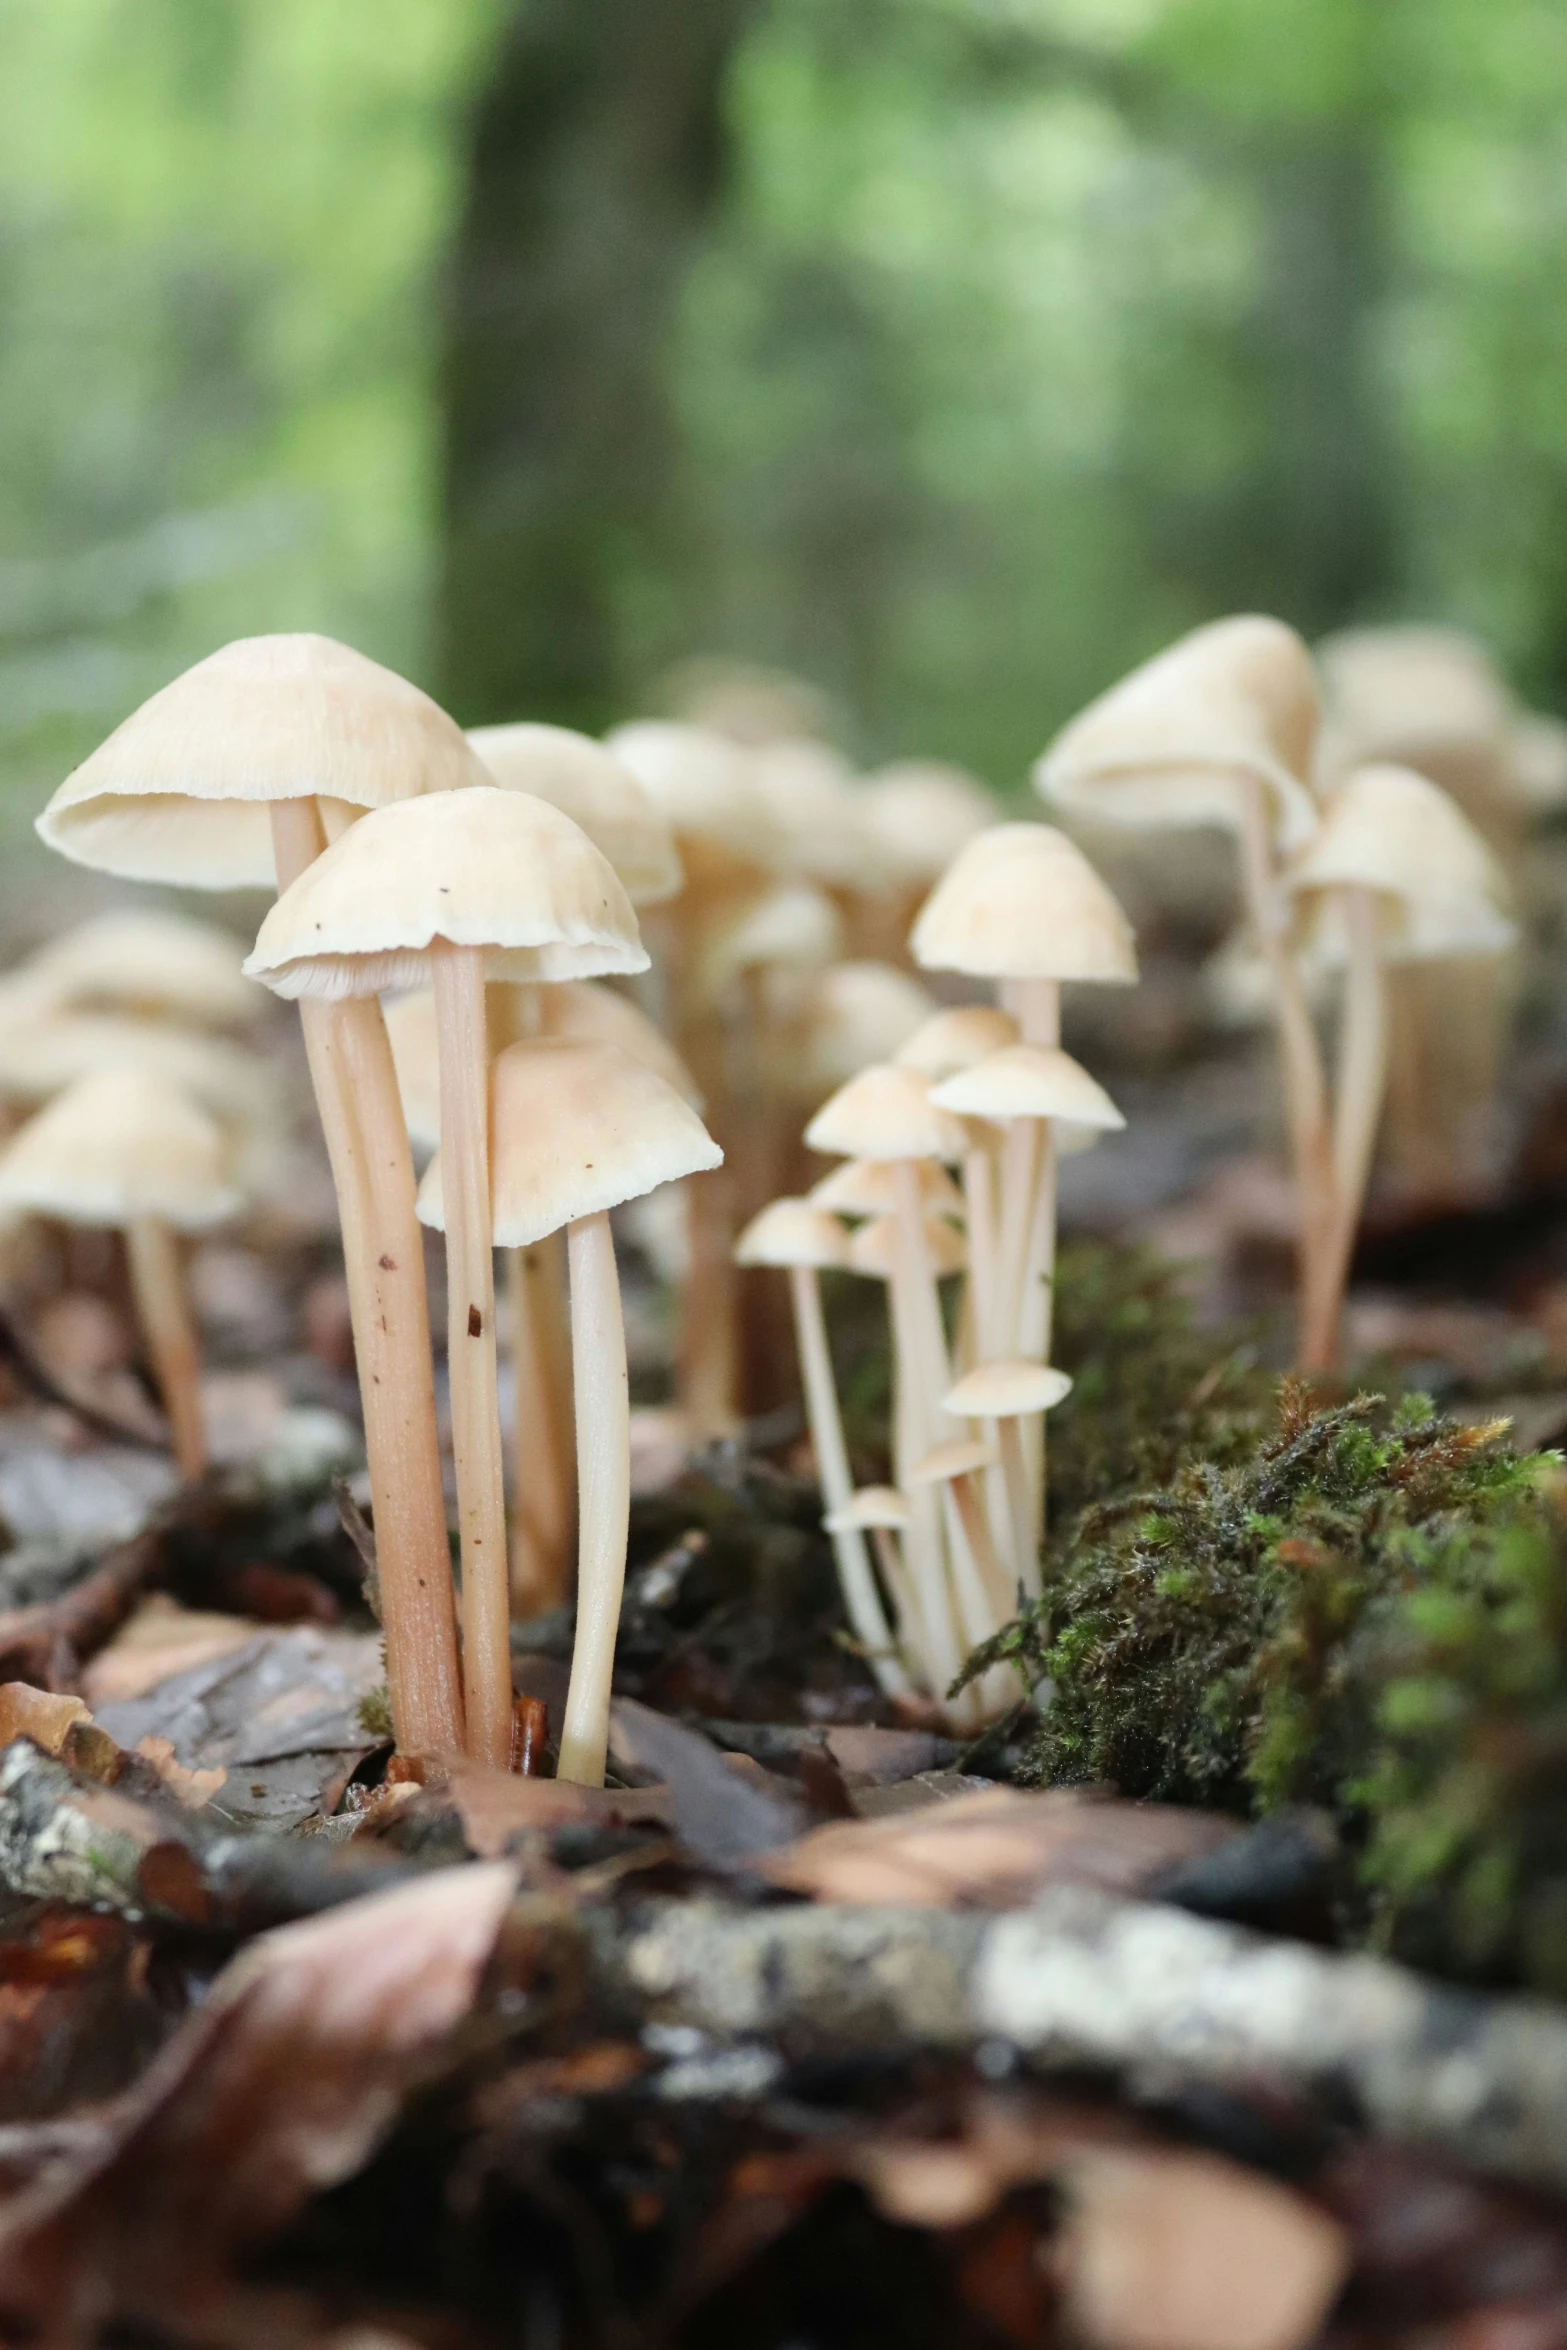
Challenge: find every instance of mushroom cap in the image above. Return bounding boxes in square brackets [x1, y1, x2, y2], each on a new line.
[805, 1063, 970, 1166]
[734, 1197, 850, 1270]
[847, 1211, 967, 1280]
[467, 722, 682, 906]
[417, 1035, 720, 1248]
[1316, 627, 1511, 778]
[22, 909, 263, 1030]
[944, 1358, 1073, 1419]
[910, 823, 1137, 985]
[809, 1156, 965, 1221]
[698, 882, 845, 1000]
[0, 1068, 240, 1231]
[823, 1485, 911, 1534]
[1286, 762, 1516, 962]
[36, 634, 486, 889]
[749, 739, 876, 887]
[0, 1007, 273, 1133]
[1034, 615, 1320, 850]
[894, 1005, 1019, 1080]
[910, 1436, 999, 1486]
[859, 761, 1001, 886]
[244, 786, 648, 1000]
[791, 961, 939, 1097]
[531, 980, 701, 1107]
[605, 720, 779, 869]
[930, 1043, 1124, 1130]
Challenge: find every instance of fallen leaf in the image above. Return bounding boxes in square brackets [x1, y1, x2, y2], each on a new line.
[0, 1684, 90, 1756]
[131, 1735, 226, 1811]
[440, 1756, 673, 1862]
[759, 1786, 1237, 1908]
[0, 1862, 519, 2333]
[609, 1699, 805, 1867]
[1057, 2148, 1349, 2350]
[81, 1596, 257, 1706]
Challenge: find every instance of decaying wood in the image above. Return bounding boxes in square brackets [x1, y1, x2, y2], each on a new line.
[592, 1886, 1567, 2197]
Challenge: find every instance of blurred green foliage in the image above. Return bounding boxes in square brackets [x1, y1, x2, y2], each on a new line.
[4, 0, 1567, 820]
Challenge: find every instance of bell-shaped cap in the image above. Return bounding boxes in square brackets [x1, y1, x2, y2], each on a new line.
[931, 1043, 1124, 1130]
[806, 1064, 969, 1166]
[533, 980, 700, 1106]
[910, 824, 1137, 985]
[22, 910, 262, 1030]
[734, 1197, 850, 1270]
[860, 761, 1000, 886]
[606, 721, 780, 869]
[417, 1036, 720, 1248]
[1034, 616, 1320, 850]
[36, 635, 486, 889]
[467, 722, 681, 906]
[848, 1210, 967, 1280]
[0, 1008, 273, 1134]
[1286, 762, 1516, 963]
[910, 1436, 998, 1486]
[749, 739, 883, 888]
[792, 962, 938, 1097]
[698, 882, 844, 1002]
[894, 1005, 1019, 1080]
[945, 1358, 1072, 1419]
[0, 1068, 240, 1231]
[823, 1485, 911, 1534]
[809, 1156, 965, 1221]
[1316, 627, 1510, 780]
[245, 787, 647, 1000]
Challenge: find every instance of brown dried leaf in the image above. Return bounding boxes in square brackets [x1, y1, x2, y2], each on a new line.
[131, 1734, 226, 1811]
[0, 1683, 90, 1756]
[0, 1862, 519, 2331]
[1058, 2148, 1349, 2350]
[758, 1786, 1237, 1909]
[81, 1596, 257, 1707]
[440, 1758, 674, 1862]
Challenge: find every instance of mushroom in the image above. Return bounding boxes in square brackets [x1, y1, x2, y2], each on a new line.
[944, 1358, 1073, 1599]
[909, 1436, 1011, 1640]
[34, 634, 481, 1758]
[1033, 618, 1332, 1355]
[20, 909, 264, 1031]
[0, 1069, 240, 1478]
[856, 760, 1001, 958]
[895, 1007, 1021, 1363]
[466, 722, 683, 908]
[809, 1156, 966, 1222]
[734, 1199, 906, 1696]
[1286, 761, 1516, 1367]
[246, 784, 647, 1769]
[821, 1486, 921, 1660]
[418, 1036, 721, 1786]
[788, 962, 940, 1100]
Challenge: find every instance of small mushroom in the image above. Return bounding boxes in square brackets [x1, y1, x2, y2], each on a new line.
[809, 1156, 966, 1222]
[467, 722, 683, 907]
[419, 1036, 721, 1787]
[735, 1199, 905, 1695]
[821, 1486, 922, 1660]
[20, 909, 264, 1031]
[944, 1358, 1072, 1599]
[0, 1069, 240, 1479]
[910, 1436, 1011, 1642]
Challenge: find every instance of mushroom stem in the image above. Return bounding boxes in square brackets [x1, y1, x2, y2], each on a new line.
[993, 1120, 1040, 1355]
[124, 1215, 205, 1480]
[961, 1145, 999, 1359]
[998, 1416, 1040, 1601]
[885, 1268, 964, 1696]
[681, 1165, 741, 1436]
[557, 1209, 631, 1788]
[1236, 778, 1336, 1366]
[788, 1264, 905, 1693]
[1306, 884, 1389, 1372]
[270, 800, 464, 1760]
[507, 1236, 575, 1614]
[868, 1523, 923, 1658]
[892, 1161, 953, 1433]
[946, 1470, 1015, 1628]
[431, 939, 511, 1771]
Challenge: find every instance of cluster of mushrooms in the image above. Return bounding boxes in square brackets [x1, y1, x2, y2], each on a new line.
[0, 611, 1529, 1760]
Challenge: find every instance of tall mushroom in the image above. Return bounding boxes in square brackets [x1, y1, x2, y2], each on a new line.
[1285, 761, 1515, 1367]
[0, 1069, 240, 1479]
[418, 1037, 721, 1787]
[35, 633, 484, 1758]
[735, 1197, 906, 1696]
[245, 785, 647, 1769]
[943, 1359, 1073, 1600]
[1033, 617, 1331, 1354]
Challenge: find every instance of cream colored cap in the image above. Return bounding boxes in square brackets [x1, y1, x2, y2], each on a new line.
[36, 634, 485, 889]
[0, 1009, 274, 1134]
[793, 962, 939, 1096]
[894, 1005, 1019, 1079]
[910, 823, 1137, 985]
[734, 1197, 850, 1270]
[910, 1436, 999, 1486]
[0, 1068, 240, 1231]
[418, 1035, 720, 1247]
[22, 909, 263, 1029]
[1316, 627, 1509, 774]
[806, 1063, 969, 1165]
[1034, 616, 1320, 850]
[533, 980, 701, 1106]
[823, 1485, 911, 1534]
[931, 1043, 1124, 1130]
[698, 883, 844, 1000]
[859, 761, 1000, 886]
[245, 786, 647, 1000]
[809, 1156, 965, 1221]
[945, 1358, 1073, 1418]
[467, 722, 681, 906]
[848, 1211, 966, 1280]
[605, 720, 779, 867]
[1287, 762, 1516, 961]
[749, 739, 879, 887]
